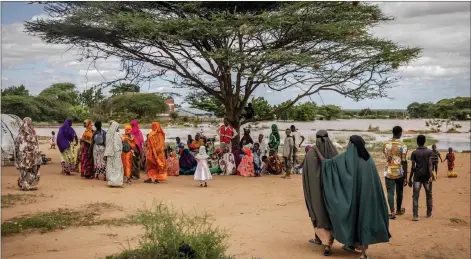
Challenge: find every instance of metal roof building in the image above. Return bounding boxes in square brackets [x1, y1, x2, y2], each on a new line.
[176, 107, 213, 117]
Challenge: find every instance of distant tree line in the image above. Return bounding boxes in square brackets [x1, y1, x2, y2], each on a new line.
[1, 83, 168, 123]
[2, 83, 470, 123]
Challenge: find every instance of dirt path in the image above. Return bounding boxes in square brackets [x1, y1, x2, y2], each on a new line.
[1, 144, 470, 259]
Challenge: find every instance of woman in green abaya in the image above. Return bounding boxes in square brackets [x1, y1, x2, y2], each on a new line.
[268, 124, 280, 153]
[313, 135, 390, 259]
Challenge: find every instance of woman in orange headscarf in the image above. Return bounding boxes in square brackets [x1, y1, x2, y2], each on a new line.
[80, 119, 94, 179]
[145, 122, 168, 183]
[121, 125, 136, 184]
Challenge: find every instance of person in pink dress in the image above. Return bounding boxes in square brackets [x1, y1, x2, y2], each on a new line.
[237, 146, 255, 177]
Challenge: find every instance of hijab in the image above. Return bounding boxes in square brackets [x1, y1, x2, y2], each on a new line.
[81, 119, 94, 144]
[315, 130, 338, 159]
[130, 119, 144, 151]
[104, 121, 121, 157]
[349, 135, 370, 161]
[195, 146, 209, 160]
[15, 117, 40, 169]
[57, 119, 76, 152]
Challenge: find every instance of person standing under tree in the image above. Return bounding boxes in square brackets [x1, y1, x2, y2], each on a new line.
[290, 125, 305, 173]
[217, 118, 238, 152]
[382, 126, 408, 220]
[282, 128, 294, 179]
[409, 135, 434, 221]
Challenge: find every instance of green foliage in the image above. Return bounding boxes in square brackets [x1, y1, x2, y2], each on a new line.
[68, 105, 91, 122]
[185, 91, 225, 117]
[105, 203, 232, 259]
[317, 105, 342, 120]
[38, 82, 79, 106]
[1, 95, 40, 119]
[25, 1, 420, 131]
[251, 97, 273, 120]
[109, 83, 140, 96]
[78, 87, 105, 107]
[407, 97, 471, 120]
[169, 112, 179, 120]
[1, 84, 29, 96]
[110, 93, 168, 122]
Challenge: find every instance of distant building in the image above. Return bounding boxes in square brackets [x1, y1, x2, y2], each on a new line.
[176, 107, 212, 118]
[165, 99, 175, 113]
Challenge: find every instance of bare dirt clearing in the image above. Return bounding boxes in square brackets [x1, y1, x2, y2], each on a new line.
[2, 144, 470, 259]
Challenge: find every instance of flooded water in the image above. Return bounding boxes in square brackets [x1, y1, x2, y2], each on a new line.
[35, 119, 471, 151]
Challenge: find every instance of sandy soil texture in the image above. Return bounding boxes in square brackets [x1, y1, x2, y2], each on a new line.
[1, 143, 470, 259]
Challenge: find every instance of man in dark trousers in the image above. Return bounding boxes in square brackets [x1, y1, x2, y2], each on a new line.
[409, 135, 434, 221]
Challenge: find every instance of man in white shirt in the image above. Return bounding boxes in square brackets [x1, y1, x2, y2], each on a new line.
[256, 134, 268, 156]
[290, 125, 305, 166]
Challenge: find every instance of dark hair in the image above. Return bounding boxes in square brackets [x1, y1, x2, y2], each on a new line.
[392, 126, 403, 136]
[290, 125, 296, 130]
[417, 135, 426, 146]
[51, 131, 55, 135]
[262, 155, 268, 161]
[95, 121, 102, 129]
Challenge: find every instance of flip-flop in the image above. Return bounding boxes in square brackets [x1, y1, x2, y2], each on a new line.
[389, 214, 396, 220]
[309, 239, 322, 245]
[323, 249, 332, 256]
[342, 245, 356, 253]
[397, 208, 405, 216]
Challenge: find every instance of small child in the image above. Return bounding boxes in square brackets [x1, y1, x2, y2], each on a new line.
[194, 146, 212, 187]
[253, 143, 262, 177]
[261, 155, 268, 175]
[282, 128, 294, 179]
[50, 131, 56, 149]
[431, 144, 442, 177]
[444, 147, 457, 178]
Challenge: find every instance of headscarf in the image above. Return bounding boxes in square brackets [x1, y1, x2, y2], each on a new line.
[57, 119, 76, 152]
[315, 130, 338, 158]
[15, 117, 41, 170]
[81, 119, 93, 144]
[349, 135, 370, 161]
[104, 121, 121, 157]
[305, 145, 312, 153]
[242, 146, 252, 157]
[147, 122, 166, 167]
[269, 124, 280, 148]
[125, 124, 132, 134]
[179, 148, 197, 169]
[195, 146, 209, 160]
[130, 120, 144, 152]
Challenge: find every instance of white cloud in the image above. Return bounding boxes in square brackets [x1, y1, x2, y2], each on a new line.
[1, 2, 470, 109]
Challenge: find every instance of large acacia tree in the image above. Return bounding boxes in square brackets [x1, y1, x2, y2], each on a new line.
[26, 2, 420, 132]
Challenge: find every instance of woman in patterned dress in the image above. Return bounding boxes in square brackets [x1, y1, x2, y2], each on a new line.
[14, 117, 41, 191]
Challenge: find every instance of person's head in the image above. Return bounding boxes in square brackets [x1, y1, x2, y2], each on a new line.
[416, 135, 426, 147]
[176, 137, 181, 143]
[258, 134, 264, 142]
[305, 145, 312, 153]
[448, 147, 453, 153]
[83, 120, 89, 128]
[271, 124, 278, 132]
[52, 131, 55, 136]
[290, 125, 296, 132]
[248, 102, 252, 107]
[392, 126, 403, 139]
[223, 118, 229, 126]
[269, 149, 275, 156]
[244, 128, 250, 135]
[188, 134, 192, 140]
[130, 119, 138, 128]
[224, 145, 230, 153]
[432, 144, 437, 151]
[64, 119, 72, 127]
[285, 128, 291, 136]
[262, 155, 268, 163]
[195, 133, 200, 140]
[94, 121, 102, 130]
[254, 142, 260, 150]
[125, 124, 132, 134]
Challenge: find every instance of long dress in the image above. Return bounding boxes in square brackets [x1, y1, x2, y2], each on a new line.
[121, 133, 136, 179]
[194, 146, 212, 182]
[92, 129, 107, 177]
[167, 152, 180, 176]
[146, 122, 168, 181]
[14, 117, 41, 191]
[237, 148, 255, 177]
[57, 119, 77, 175]
[80, 120, 94, 178]
[219, 152, 236, 175]
[179, 149, 197, 175]
[269, 124, 281, 153]
[321, 137, 390, 246]
[130, 119, 144, 173]
[302, 130, 337, 246]
[105, 122, 124, 187]
[266, 154, 282, 175]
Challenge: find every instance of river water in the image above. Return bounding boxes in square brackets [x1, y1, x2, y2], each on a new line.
[35, 119, 471, 151]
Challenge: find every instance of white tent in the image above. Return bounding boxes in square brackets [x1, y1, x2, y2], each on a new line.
[1, 114, 22, 159]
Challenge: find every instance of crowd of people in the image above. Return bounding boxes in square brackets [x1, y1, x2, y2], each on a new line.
[12, 116, 459, 259]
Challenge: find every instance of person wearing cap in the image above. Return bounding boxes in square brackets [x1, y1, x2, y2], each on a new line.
[290, 125, 305, 168]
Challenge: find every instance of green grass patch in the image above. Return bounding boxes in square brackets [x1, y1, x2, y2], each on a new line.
[450, 218, 468, 226]
[1, 202, 132, 236]
[402, 135, 438, 149]
[1, 193, 38, 208]
[106, 202, 232, 259]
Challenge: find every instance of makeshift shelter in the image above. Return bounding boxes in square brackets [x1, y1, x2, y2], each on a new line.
[1, 114, 22, 163]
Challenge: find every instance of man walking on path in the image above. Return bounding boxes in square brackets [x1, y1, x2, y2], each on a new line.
[217, 118, 238, 152]
[382, 126, 408, 219]
[409, 135, 434, 221]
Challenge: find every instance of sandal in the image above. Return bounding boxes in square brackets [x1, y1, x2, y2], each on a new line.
[342, 245, 356, 253]
[323, 247, 332, 256]
[309, 239, 322, 245]
[389, 214, 396, 220]
[204, 182, 208, 187]
[397, 208, 405, 216]
[144, 179, 153, 183]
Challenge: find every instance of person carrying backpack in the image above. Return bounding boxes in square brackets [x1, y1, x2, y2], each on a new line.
[91, 121, 107, 180]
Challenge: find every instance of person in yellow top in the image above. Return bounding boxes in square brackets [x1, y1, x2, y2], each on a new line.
[191, 133, 205, 150]
[382, 126, 408, 220]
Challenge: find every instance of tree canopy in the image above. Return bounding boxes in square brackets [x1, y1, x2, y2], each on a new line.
[25, 1, 420, 133]
[407, 97, 471, 120]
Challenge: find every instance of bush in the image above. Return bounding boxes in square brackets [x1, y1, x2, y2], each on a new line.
[106, 203, 232, 259]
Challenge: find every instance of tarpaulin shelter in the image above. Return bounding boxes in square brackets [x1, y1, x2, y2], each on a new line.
[1, 114, 22, 159]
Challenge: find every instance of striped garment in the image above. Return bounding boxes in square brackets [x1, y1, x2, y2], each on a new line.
[431, 150, 441, 163]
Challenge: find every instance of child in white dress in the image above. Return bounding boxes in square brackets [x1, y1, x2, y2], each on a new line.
[194, 146, 212, 187]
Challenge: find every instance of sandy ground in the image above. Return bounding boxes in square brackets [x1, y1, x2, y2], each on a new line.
[1, 143, 470, 259]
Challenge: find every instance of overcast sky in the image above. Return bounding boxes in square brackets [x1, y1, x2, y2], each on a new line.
[1, 2, 470, 109]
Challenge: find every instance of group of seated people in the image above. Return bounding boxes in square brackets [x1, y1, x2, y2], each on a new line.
[161, 130, 291, 177]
